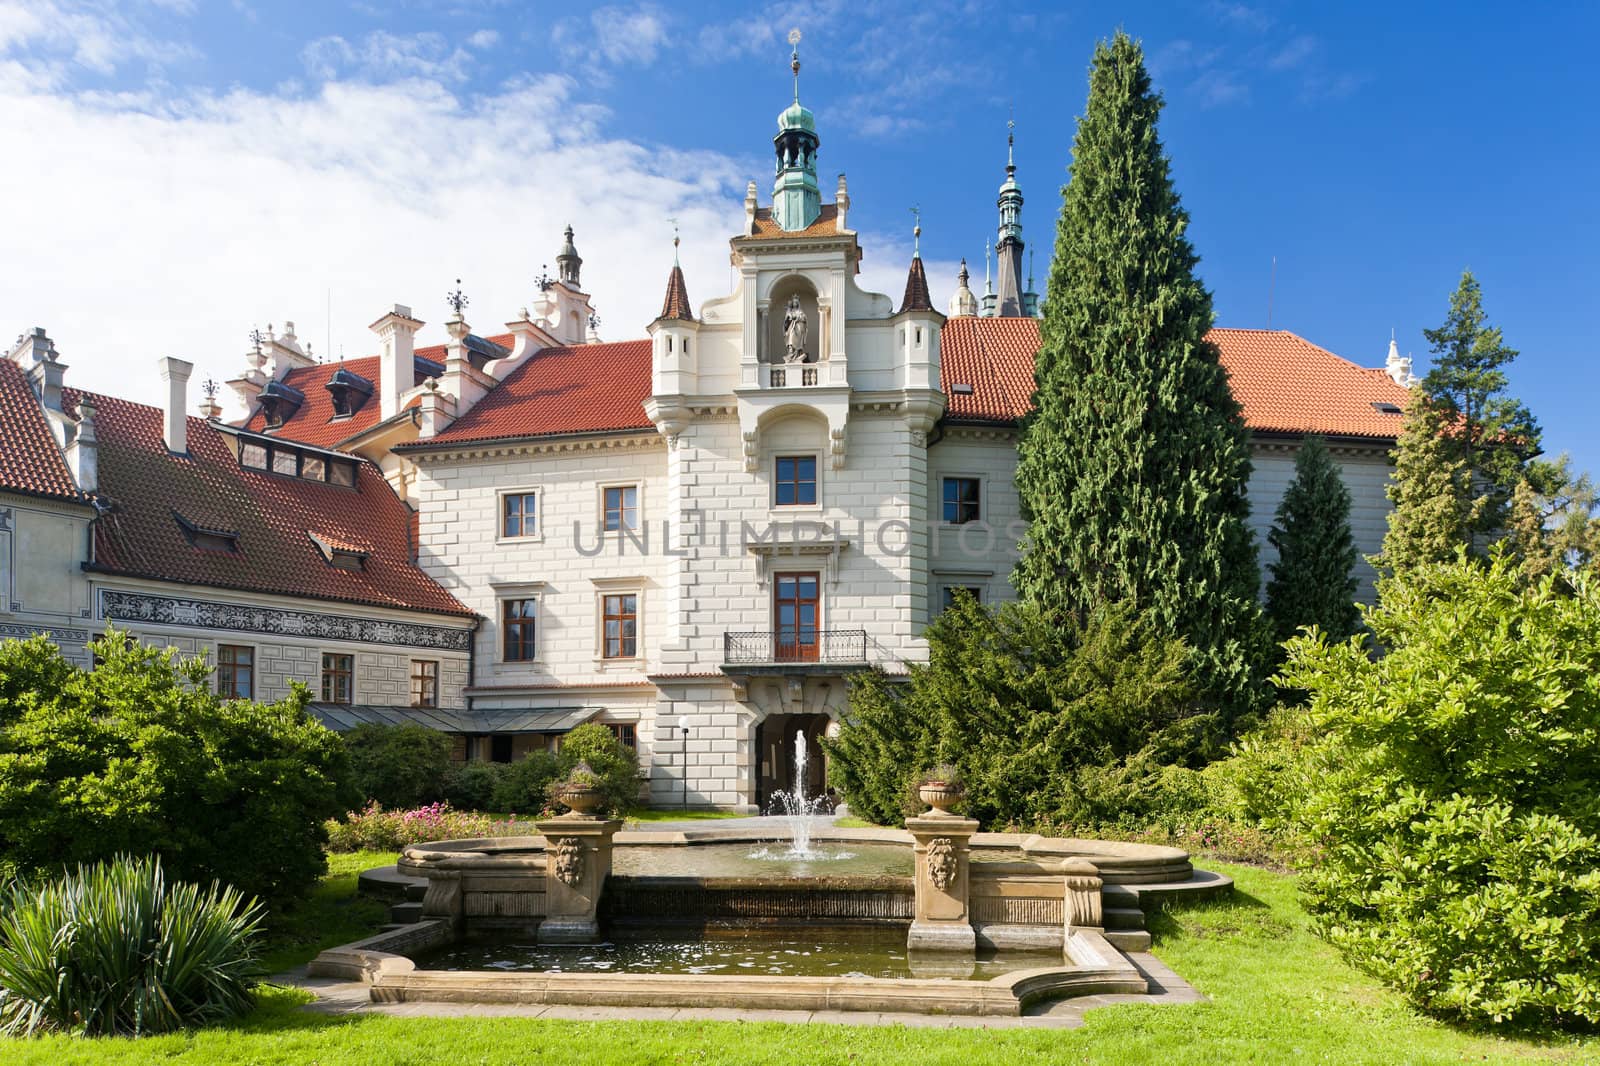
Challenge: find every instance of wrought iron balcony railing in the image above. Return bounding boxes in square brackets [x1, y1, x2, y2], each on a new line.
[723, 629, 869, 666]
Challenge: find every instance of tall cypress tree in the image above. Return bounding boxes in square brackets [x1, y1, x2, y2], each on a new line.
[1264, 436, 1361, 644]
[1013, 31, 1266, 719]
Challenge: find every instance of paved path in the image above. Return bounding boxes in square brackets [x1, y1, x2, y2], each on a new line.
[281, 953, 1203, 1031]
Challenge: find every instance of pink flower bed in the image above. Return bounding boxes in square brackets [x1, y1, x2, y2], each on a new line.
[325, 801, 526, 852]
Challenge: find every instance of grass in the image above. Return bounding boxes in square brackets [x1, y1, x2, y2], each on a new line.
[5, 861, 1595, 1063]
[256, 850, 396, 974]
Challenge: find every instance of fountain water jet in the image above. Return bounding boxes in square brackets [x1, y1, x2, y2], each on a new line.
[756, 729, 843, 861]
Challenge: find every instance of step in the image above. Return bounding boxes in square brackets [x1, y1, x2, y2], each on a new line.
[1103, 906, 1146, 931]
[405, 881, 428, 902]
[1103, 929, 1151, 952]
[389, 901, 424, 925]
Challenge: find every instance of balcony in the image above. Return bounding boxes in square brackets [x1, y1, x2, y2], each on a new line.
[767, 365, 820, 388]
[722, 629, 869, 671]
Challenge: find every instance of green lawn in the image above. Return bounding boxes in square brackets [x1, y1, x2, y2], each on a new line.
[258, 850, 397, 974]
[5, 861, 1594, 1064]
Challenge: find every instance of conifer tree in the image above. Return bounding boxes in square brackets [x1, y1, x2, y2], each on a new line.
[1264, 436, 1361, 643]
[1014, 31, 1266, 719]
[1381, 270, 1539, 572]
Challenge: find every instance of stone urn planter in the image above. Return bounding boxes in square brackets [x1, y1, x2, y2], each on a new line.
[917, 766, 965, 815]
[556, 784, 604, 816]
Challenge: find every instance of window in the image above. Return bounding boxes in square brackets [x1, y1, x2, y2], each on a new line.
[605, 723, 638, 749]
[775, 456, 817, 506]
[272, 449, 298, 476]
[942, 477, 981, 524]
[328, 461, 356, 487]
[774, 573, 820, 662]
[410, 660, 438, 708]
[320, 653, 353, 704]
[302, 456, 326, 481]
[490, 735, 514, 763]
[176, 513, 239, 554]
[603, 485, 638, 532]
[217, 644, 253, 699]
[503, 598, 538, 661]
[503, 492, 539, 538]
[940, 586, 983, 612]
[241, 442, 267, 469]
[602, 594, 638, 659]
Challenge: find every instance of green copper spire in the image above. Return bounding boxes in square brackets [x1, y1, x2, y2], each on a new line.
[772, 28, 821, 231]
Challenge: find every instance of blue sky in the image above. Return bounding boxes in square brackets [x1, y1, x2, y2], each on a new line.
[3, 1, 1597, 473]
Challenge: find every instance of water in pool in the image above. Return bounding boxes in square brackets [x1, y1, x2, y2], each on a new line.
[416, 930, 1058, 981]
[608, 843, 1031, 879]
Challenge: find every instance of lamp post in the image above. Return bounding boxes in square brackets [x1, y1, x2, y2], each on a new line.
[678, 716, 691, 810]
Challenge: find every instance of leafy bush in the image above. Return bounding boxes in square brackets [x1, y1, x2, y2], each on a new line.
[324, 801, 524, 852]
[1281, 554, 1600, 1028]
[825, 597, 1201, 829]
[0, 855, 261, 1036]
[492, 750, 563, 814]
[554, 724, 639, 815]
[0, 632, 353, 905]
[441, 761, 506, 812]
[343, 723, 453, 809]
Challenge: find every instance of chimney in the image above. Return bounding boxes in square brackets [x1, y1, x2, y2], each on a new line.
[371, 304, 423, 420]
[67, 399, 97, 493]
[159, 356, 193, 454]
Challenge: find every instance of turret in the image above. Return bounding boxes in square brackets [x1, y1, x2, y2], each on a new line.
[992, 121, 1026, 317]
[948, 260, 978, 317]
[649, 233, 700, 401]
[556, 224, 582, 287]
[772, 30, 821, 232]
[893, 216, 943, 393]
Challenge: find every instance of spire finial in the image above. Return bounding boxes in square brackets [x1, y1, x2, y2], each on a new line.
[446, 278, 468, 315]
[788, 28, 802, 102]
[910, 205, 921, 258]
[1007, 107, 1016, 175]
[202, 377, 218, 399]
[1028, 248, 1035, 288]
[668, 217, 680, 266]
[984, 238, 993, 293]
[249, 328, 263, 354]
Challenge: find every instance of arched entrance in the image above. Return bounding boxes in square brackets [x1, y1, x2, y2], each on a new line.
[753, 712, 831, 812]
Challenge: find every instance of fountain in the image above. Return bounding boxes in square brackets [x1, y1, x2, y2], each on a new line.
[309, 740, 1233, 1017]
[754, 730, 843, 862]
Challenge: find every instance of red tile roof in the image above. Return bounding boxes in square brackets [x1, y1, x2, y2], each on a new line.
[244, 334, 514, 449]
[939, 319, 1411, 440]
[70, 387, 472, 617]
[659, 265, 694, 321]
[406, 340, 654, 448]
[744, 205, 844, 240]
[899, 256, 933, 314]
[0, 359, 81, 502]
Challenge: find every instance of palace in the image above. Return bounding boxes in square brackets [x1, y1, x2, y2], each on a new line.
[0, 57, 1415, 809]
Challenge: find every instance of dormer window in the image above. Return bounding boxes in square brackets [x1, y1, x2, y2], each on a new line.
[1372, 401, 1403, 414]
[175, 513, 239, 554]
[257, 380, 306, 428]
[232, 430, 359, 488]
[325, 367, 375, 419]
[309, 531, 368, 571]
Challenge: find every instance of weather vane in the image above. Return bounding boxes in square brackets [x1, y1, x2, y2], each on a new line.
[201, 377, 218, 399]
[788, 28, 802, 100]
[248, 328, 263, 352]
[446, 278, 469, 315]
[588, 311, 601, 330]
[667, 216, 680, 264]
[536, 264, 553, 291]
[910, 206, 921, 256]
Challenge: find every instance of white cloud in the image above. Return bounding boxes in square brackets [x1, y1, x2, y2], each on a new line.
[0, 0, 196, 79]
[0, 66, 935, 420]
[301, 30, 478, 83]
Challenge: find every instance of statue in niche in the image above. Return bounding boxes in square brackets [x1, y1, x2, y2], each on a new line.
[782, 295, 810, 363]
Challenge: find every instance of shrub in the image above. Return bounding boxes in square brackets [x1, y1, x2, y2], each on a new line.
[324, 801, 523, 852]
[442, 761, 507, 812]
[0, 632, 353, 905]
[825, 597, 1200, 829]
[555, 724, 639, 816]
[491, 750, 563, 814]
[1281, 553, 1600, 1029]
[343, 723, 453, 809]
[0, 856, 262, 1036]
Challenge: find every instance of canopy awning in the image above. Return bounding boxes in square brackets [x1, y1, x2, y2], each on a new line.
[306, 704, 596, 736]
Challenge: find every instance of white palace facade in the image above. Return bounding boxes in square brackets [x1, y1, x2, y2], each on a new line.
[1, 67, 1416, 809]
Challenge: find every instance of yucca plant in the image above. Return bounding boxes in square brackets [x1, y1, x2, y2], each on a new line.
[0, 855, 263, 1036]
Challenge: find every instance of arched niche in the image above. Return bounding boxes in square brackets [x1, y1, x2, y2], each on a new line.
[764, 274, 821, 365]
